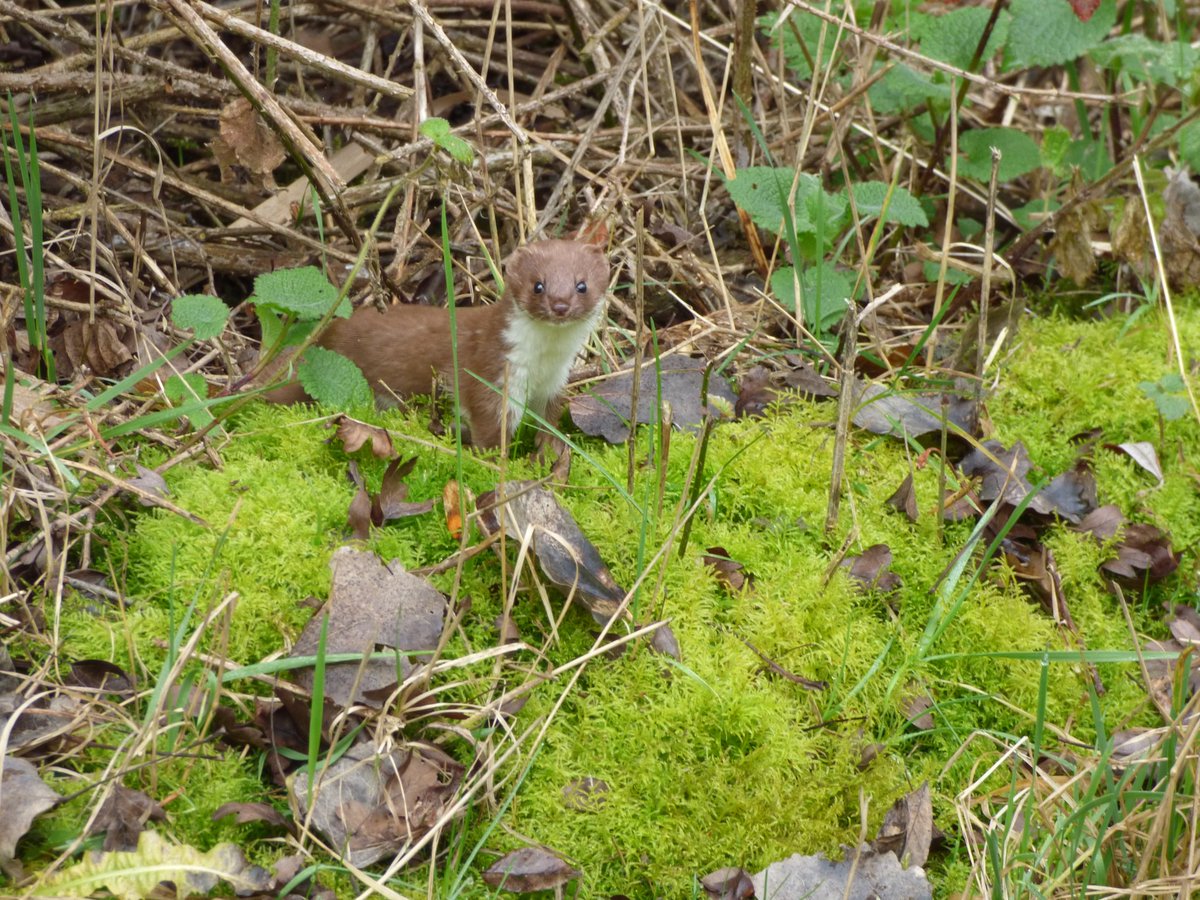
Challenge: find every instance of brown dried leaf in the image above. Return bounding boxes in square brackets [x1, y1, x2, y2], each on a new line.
[67, 659, 133, 694]
[289, 548, 446, 710]
[331, 415, 395, 459]
[87, 783, 167, 852]
[1002, 540, 1074, 629]
[703, 546, 753, 593]
[290, 741, 463, 868]
[1112, 441, 1164, 486]
[478, 482, 680, 658]
[483, 847, 580, 893]
[212, 801, 290, 829]
[842, 544, 902, 595]
[347, 486, 374, 540]
[886, 474, 919, 523]
[872, 782, 933, 869]
[376, 457, 434, 521]
[1074, 504, 1124, 541]
[127, 464, 170, 506]
[212, 96, 286, 189]
[0, 756, 60, 862]
[1101, 523, 1179, 587]
[700, 866, 755, 900]
[902, 692, 934, 731]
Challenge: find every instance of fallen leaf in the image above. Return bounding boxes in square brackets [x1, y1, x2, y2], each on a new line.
[569, 356, 737, 443]
[444, 480, 465, 540]
[735, 366, 777, 418]
[66, 660, 133, 694]
[1002, 539, 1074, 629]
[330, 415, 395, 459]
[1111, 441, 1164, 486]
[477, 482, 680, 658]
[959, 440, 1094, 523]
[289, 741, 463, 868]
[33, 828, 271, 898]
[902, 692, 935, 732]
[872, 782, 933, 868]
[885, 474, 919, 523]
[703, 546, 753, 593]
[1073, 504, 1124, 541]
[347, 486, 373, 540]
[750, 844, 932, 899]
[86, 784, 167, 852]
[482, 846, 580, 893]
[212, 96, 286, 189]
[782, 355, 838, 398]
[375, 457, 434, 522]
[700, 866, 755, 900]
[1100, 522, 1179, 587]
[0, 756, 59, 863]
[852, 381, 977, 450]
[842, 544, 902, 595]
[288, 548, 446, 710]
[54, 317, 133, 378]
[561, 777, 609, 812]
[127, 465, 170, 506]
[211, 801, 290, 829]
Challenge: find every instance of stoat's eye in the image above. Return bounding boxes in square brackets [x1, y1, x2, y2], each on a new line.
[533, 281, 544, 294]
[575, 280, 587, 293]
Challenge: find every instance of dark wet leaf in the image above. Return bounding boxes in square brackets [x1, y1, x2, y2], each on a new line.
[1100, 523, 1179, 587]
[375, 456, 434, 521]
[842, 544, 902, 595]
[700, 866, 755, 900]
[960, 440, 1094, 523]
[483, 846, 581, 893]
[67, 659, 134, 695]
[330, 414, 395, 459]
[852, 381, 977, 450]
[886, 474, 918, 523]
[1166, 605, 1200, 646]
[561, 777, 609, 812]
[751, 844, 932, 899]
[902, 692, 934, 731]
[0, 756, 60, 863]
[570, 356, 736, 443]
[1074, 504, 1124, 541]
[127, 465, 170, 505]
[212, 801, 290, 829]
[289, 548, 446, 710]
[478, 482, 680, 658]
[782, 355, 838, 398]
[1037, 462, 1097, 523]
[1002, 539, 1074, 629]
[290, 741, 463, 868]
[872, 782, 933, 868]
[347, 486, 374, 540]
[703, 546, 753, 593]
[735, 366, 777, 419]
[86, 783, 167, 852]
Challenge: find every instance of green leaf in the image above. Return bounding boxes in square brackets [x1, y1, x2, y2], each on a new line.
[848, 181, 928, 227]
[915, 6, 1010, 70]
[758, 11, 832, 80]
[1005, 0, 1115, 69]
[252, 267, 349, 321]
[1139, 374, 1189, 421]
[1040, 125, 1072, 175]
[297, 346, 373, 407]
[171, 294, 229, 340]
[1180, 121, 1200, 172]
[419, 116, 473, 164]
[958, 127, 1042, 182]
[868, 64, 951, 115]
[164, 373, 215, 428]
[726, 166, 797, 234]
[770, 263, 851, 335]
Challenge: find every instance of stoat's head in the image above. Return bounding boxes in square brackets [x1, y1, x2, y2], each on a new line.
[505, 239, 610, 322]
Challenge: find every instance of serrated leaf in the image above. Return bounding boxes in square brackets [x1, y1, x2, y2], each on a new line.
[1180, 121, 1200, 172]
[31, 830, 270, 899]
[419, 117, 450, 141]
[171, 294, 229, 340]
[252, 267, 350, 321]
[958, 127, 1042, 182]
[868, 64, 951, 115]
[1005, 0, 1115, 69]
[848, 181, 928, 227]
[915, 7, 1010, 70]
[298, 346, 373, 408]
[726, 166, 798, 234]
[770, 263, 851, 334]
[759, 11, 831, 80]
[164, 373, 215, 428]
[1040, 126, 1072, 174]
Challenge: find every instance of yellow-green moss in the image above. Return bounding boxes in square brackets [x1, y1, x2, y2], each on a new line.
[39, 305, 1198, 897]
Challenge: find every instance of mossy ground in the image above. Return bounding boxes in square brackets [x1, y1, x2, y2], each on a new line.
[29, 306, 1200, 897]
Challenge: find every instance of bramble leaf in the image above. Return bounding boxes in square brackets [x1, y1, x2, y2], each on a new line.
[252, 267, 350, 321]
[171, 294, 229, 340]
[298, 347, 373, 408]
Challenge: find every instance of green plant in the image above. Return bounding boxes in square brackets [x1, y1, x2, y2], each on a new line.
[1139, 373, 1189, 421]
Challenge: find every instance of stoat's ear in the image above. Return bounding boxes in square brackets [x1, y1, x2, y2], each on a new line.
[573, 220, 608, 248]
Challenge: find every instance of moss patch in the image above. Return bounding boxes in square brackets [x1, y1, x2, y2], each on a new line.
[54, 306, 1199, 896]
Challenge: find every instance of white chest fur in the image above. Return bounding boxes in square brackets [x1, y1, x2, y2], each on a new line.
[499, 303, 603, 432]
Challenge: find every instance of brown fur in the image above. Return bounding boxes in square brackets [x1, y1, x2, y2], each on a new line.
[265, 239, 609, 447]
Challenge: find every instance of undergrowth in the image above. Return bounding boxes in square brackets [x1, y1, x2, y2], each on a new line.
[24, 304, 1195, 896]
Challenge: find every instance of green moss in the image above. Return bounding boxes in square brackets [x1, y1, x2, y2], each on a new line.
[42, 305, 1198, 897]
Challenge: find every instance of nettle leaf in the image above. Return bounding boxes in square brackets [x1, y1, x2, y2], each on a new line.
[726, 166, 799, 234]
[171, 294, 229, 340]
[958, 127, 1042, 182]
[868, 64, 951, 115]
[770, 263, 852, 334]
[1005, 0, 1115, 69]
[419, 116, 473, 165]
[252, 267, 350, 321]
[915, 6, 1010, 70]
[848, 182, 928, 227]
[759, 11, 833, 80]
[298, 346, 373, 408]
